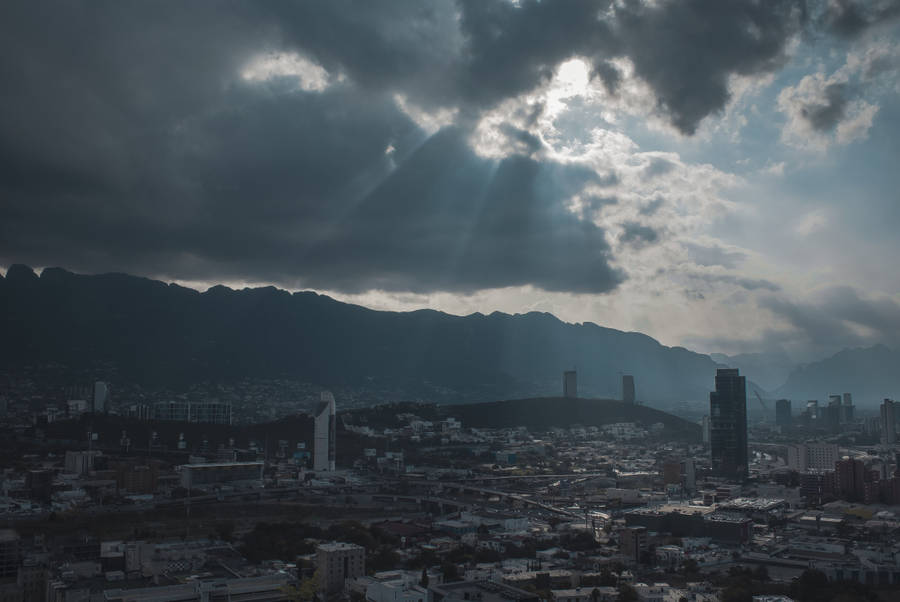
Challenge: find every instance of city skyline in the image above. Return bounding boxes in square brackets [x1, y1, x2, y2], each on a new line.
[1, 2, 899, 364]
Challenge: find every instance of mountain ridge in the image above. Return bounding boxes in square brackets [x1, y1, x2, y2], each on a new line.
[0, 264, 722, 404]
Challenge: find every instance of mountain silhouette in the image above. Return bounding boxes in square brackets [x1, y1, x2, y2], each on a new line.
[1, 265, 725, 404]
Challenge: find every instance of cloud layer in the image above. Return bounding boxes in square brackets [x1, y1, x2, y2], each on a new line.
[1, 0, 899, 360]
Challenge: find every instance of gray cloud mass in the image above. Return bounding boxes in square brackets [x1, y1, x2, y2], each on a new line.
[801, 82, 850, 131]
[823, 0, 900, 38]
[0, 0, 854, 298]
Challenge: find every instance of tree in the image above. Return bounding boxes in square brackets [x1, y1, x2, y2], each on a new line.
[419, 567, 429, 588]
[752, 565, 769, 583]
[617, 583, 638, 602]
[720, 586, 752, 602]
[442, 561, 460, 582]
[599, 568, 617, 587]
[790, 569, 828, 602]
[681, 558, 699, 578]
[215, 520, 235, 542]
[282, 571, 320, 602]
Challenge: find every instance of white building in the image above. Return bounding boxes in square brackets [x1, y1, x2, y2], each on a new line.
[314, 391, 336, 471]
[787, 443, 838, 472]
[365, 571, 428, 602]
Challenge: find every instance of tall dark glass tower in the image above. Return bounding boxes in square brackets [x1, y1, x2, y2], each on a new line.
[775, 399, 792, 428]
[709, 368, 748, 481]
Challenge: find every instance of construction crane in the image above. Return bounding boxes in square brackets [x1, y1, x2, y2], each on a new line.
[754, 390, 769, 412]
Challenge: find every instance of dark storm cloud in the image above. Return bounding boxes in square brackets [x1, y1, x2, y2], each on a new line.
[0, 0, 819, 293]
[619, 222, 659, 247]
[592, 60, 623, 94]
[454, 0, 613, 108]
[760, 287, 900, 347]
[611, 0, 807, 134]
[760, 296, 864, 347]
[453, 0, 808, 134]
[801, 82, 849, 131]
[823, 0, 900, 38]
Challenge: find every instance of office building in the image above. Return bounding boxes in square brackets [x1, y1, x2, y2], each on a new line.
[806, 400, 819, 420]
[881, 399, 896, 446]
[835, 458, 878, 503]
[787, 443, 838, 472]
[701, 415, 710, 446]
[823, 396, 842, 432]
[775, 399, 792, 428]
[662, 460, 681, 485]
[709, 368, 748, 481]
[622, 374, 636, 404]
[0, 530, 19, 579]
[92, 381, 109, 413]
[563, 370, 577, 399]
[317, 542, 365, 594]
[842, 392, 854, 423]
[314, 392, 336, 471]
[25, 470, 53, 503]
[619, 526, 648, 564]
[681, 458, 696, 491]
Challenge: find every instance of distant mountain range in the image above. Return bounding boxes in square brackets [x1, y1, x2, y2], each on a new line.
[775, 344, 900, 407]
[1, 264, 722, 405]
[2, 265, 896, 408]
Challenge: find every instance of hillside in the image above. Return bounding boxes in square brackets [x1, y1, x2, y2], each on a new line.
[440, 397, 701, 440]
[1, 264, 724, 404]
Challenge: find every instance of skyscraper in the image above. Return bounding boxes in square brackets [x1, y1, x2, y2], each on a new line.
[709, 368, 748, 481]
[842, 393, 854, 423]
[93, 381, 109, 413]
[563, 370, 577, 398]
[775, 399, 792, 428]
[314, 391, 336, 471]
[622, 374, 636, 404]
[881, 398, 896, 447]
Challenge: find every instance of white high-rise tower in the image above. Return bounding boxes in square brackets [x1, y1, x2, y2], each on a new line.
[314, 391, 336, 471]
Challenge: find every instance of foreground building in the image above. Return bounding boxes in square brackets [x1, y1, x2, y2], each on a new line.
[709, 368, 748, 481]
[317, 542, 365, 594]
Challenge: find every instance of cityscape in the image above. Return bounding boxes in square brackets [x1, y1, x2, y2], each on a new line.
[2, 2, 900, 602]
[0, 342, 899, 602]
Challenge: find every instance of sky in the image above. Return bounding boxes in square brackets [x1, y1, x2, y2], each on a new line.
[1, 0, 899, 363]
